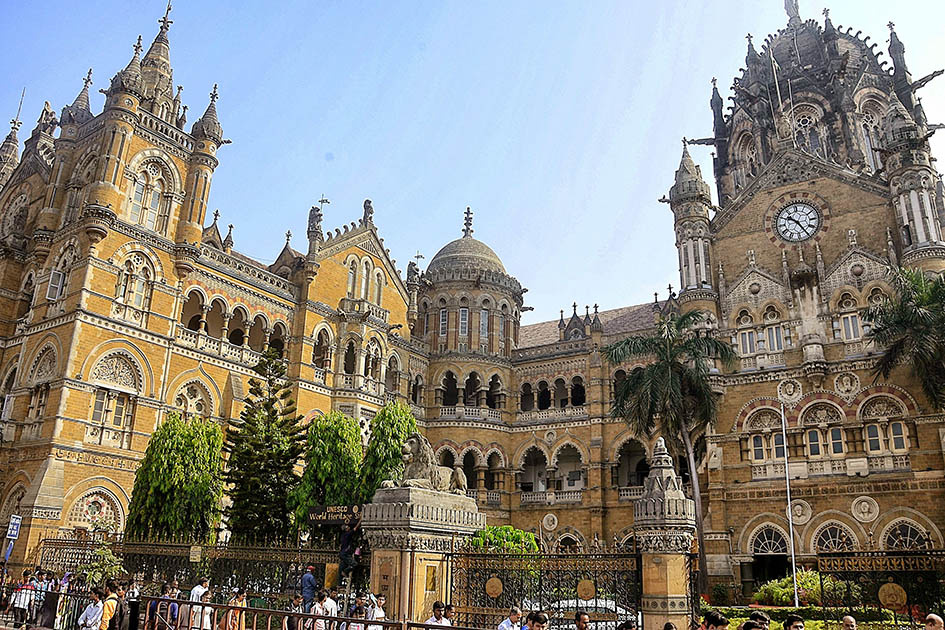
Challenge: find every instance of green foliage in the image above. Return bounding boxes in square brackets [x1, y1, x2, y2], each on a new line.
[291, 411, 362, 526]
[468, 526, 539, 553]
[864, 266, 945, 409]
[77, 538, 126, 586]
[604, 310, 736, 594]
[225, 349, 306, 541]
[125, 411, 224, 541]
[357, 401, 418, 503]
[750, 569, 861, 607]
[711, 582, 732, 606]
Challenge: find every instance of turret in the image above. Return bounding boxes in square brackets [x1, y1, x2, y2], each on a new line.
[882, 92, 943, 262]
[141, 4, 177, 122]
[0, 117, 20, 193]
[60, 69, 94, 128]
[666, 140, 714, 295]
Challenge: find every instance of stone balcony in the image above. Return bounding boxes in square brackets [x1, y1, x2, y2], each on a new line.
[176, 327, 263, 366]
[438, 406, 502, 421]
[339, 297, 389, 323]
[520, 489, 584, 505]
[750, 454, 909, 480]
[618, 484, 692, 501]
[517, 406, 588, 423]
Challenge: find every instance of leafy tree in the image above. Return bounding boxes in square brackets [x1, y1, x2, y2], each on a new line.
[468, 525, 539, 553]
[864, 267, 945, 409]
[605, 309, 736, 594]
[357, 401, 418, 503]
[290, 411, 362, 527]
[224, 349, 306, 541]
[77, 538, 126, 586]
[125, 411, 224, 541]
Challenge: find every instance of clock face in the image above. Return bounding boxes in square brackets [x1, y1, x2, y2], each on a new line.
[775, 202, 821, 242]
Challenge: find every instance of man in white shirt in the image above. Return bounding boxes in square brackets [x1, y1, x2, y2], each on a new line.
[498, 607, 522, 630]
[425, 601, 450, 626]
[324, 590, 339, 617]
[190, 578, 210, 602]
[367, 594, 386, 630]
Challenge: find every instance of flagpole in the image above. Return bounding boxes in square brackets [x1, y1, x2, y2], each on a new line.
[780, 402, 800, 608]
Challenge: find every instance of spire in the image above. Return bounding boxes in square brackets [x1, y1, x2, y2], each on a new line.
[142, 1, 174, 101]
[61, 69, 94, 126]
[558, 309, 566, 329]
[108, 36, 144, 97]
[669, 138, 712, 205]
[0, 97, 23, 190]
[745, 33, 759, 64]
[462, 206, 474, 237]
[822, 8, 836, 35]
[710, 77, 724, 135]
[191, 84, 223, 144]
[583, 305, 592, 326]
[888, 21, 909, 76]
[590, 304, 603, 332]
[223, 223, 234, 252]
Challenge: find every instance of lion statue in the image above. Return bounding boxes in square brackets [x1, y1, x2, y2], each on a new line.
[381, 433, 467, 494]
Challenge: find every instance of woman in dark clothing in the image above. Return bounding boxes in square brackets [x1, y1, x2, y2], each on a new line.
[37, 573, 59, 628]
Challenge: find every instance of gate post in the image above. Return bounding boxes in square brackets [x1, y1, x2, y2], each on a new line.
[633, 438, 697, 630]
[362, 487, 485, 621]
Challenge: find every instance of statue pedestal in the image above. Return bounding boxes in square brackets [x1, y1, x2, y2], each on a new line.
[363, 487, 485, 621]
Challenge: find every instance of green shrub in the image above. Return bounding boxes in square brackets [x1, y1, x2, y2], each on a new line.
[711, 583, 732, 606]
[750, 569, 861, 606]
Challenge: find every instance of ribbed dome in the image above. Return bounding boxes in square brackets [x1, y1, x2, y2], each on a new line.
[428, 235, 506, 274]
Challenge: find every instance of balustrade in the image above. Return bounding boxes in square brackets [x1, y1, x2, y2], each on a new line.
[518, 406, 588, 422]
[175, 327, 262, 366]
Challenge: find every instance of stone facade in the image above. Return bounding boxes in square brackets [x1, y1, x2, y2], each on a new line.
[1, 3, 944, 594]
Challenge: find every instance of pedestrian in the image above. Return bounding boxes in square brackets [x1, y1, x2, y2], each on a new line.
[347, 594, 366, 618]
[339, 520, 361, 585]
[147, 583, 179, 630]
[530, 613, 548, 630]
[98, 580, 121, 630]
[11, 570, 35, 630]
[575, 611, 589, 630]
[169, 581, 181, 600]
[191, 590, 215, 630]
[498, 607, 521, 630]
[324, 589, 338, 618]
[749, 613, 770, 630]
[348, 607, 365, 630]
[283, 593, 304, 630]
[443, 605, 455, 624]
[301, 568, 318, 613]
[37, 572, 60, 628]
[706, 613, 729, 630]
[106, 581, 131, 630]
[841, 617, 856, 630]
[425, 602, 450, 626]
[783, 615, 804, 630]
[312, 590, 329, 630]
[616, 619, 636, 630]
[78, 589, 105, 630]
[32, 571, 48, 625]
[367, 594, 386, 630]
[222, 588, 246, 630]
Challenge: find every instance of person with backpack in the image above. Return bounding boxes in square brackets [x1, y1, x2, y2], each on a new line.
[10, 570, 35, 630]
[147, 583, 179, 630]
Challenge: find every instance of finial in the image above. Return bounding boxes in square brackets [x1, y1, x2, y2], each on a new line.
[823, 8, 829, 18]
[413, 251, 425, 265]
[209, 84, 219, 104]
[159, 0, 173, 31]
[83, 69, 93, 89]
[10, 87, 25, 132]
[318, 195, 331, 208]
[572, 302, 578, 315]
[212, 209, 220, 224]
[887, 21, 896, 32]
[593, 304, 599, 314]
[711, 77, 717, 88]
[285, 230, 292, 243]
[746, 33, 753, 45]
[133, 35, 143, 56]
[667, 284, 673, 297]
[585, 305, 590, 316]
[462, 206, 474, 237]
[654, 292, 658, 303]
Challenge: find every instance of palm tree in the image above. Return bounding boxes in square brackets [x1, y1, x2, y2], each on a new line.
[864, 267, 945, 409]
[605, 309, 736, 594]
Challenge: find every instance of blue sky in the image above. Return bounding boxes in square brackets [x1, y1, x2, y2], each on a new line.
[2, 1, 943, 324]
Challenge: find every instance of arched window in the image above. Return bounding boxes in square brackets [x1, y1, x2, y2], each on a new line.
[814, 523, 856, 552]
[734, 133, 758, 189]
[536, 381, 551, 410]
[763, 305, 789, 352]
[175, 382, 210, 417]
[313, 330, 331, 370]
[884, 520, 931, 550]
[736, 310, 756, 355]
[860, 101, 884, 172]
[836, 292, 860, 341]
[752, 526, 788, 555]
[361, 261, 371, 299]
[343, 341, 357, 375]
[115, 254, 155, 317]
[47, 245, 78, 302]
[2, 193, 29, 239]
[411, 375, 423, 405]
[129, 163, 167, 232]
[442, 371, 459, 406]
[520, 383, 534, 411]
[374, 271, 384, 305]
[347, 261, 357, 297]
[486, 375, 501, 410]
[570, 376, 586, 406]
[793, 105, 827, 159]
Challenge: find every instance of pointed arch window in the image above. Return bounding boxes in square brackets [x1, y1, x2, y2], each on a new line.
[129, 163, 166, 232]
[347, 261, 357, 297]
[860, 103, 884, 172]
[361, 261, 371, 299]
[374, 271, 384, 305]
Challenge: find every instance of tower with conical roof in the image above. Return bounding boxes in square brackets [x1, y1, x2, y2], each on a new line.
[0, 116, 21, 193]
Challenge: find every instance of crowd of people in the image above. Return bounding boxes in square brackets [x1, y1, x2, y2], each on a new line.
[1, 570, 134, 630]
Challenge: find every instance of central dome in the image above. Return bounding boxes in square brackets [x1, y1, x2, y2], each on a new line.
[427, 235, 506, 274]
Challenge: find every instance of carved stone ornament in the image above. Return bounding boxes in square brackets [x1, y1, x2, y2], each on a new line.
[788, 499, 812, 525]
[802, 402, 843, 425]
[635, 528, 695, 554]
[745, 409, 782, 431]
[861, 396, 905, 419]
[542, 513, 558, 531]
[778, 379, 803, 404]
[380, 432, 468, 493]
[851, 495, 880, 523]
[30, 347, 57, 384]
[834, 372, 860, 399]
[544, 430, 556, 444]
[90, 353, 138, 390]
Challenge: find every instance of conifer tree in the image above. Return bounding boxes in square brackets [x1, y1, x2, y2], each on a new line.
[125, 411, 224, 541]
[224, 349, 306, 541]
[291, 410, 362, 527]
[357, 401, 418, 503]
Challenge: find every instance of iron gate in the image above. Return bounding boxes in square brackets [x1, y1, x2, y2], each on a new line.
[818, 550, 945, 622]
[449, 547, 642, 630]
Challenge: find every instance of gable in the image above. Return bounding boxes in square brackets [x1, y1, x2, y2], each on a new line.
[316, 224, 408, 299]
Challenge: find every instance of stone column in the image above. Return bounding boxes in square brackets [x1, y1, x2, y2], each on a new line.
[362, 487, 485, 622]
[634, 437, 696, 630]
